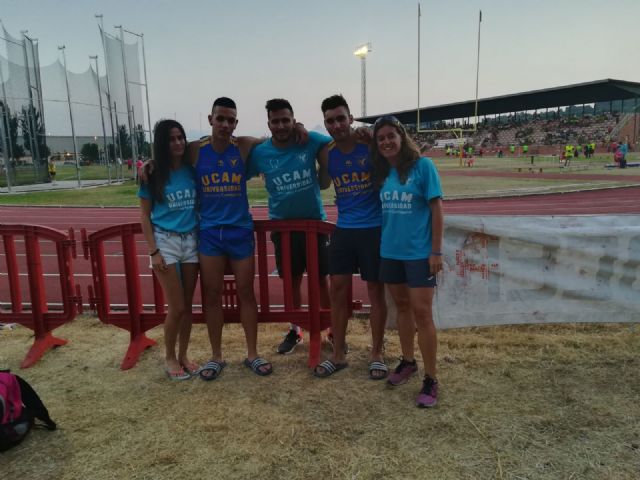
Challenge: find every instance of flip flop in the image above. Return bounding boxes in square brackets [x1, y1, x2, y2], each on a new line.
[165, 367, 191, 381]
[180, 361, 202, 377]
[313, 359, 348, 378]
[368, 361, 389, 380]
[199, 360, 227, 381]
[243, 357, 273, 376]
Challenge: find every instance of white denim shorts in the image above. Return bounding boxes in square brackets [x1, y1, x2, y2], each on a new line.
[152, 227, 198, 266]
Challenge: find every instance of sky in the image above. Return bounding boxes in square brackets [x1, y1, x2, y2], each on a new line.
[1, 0, 640, 138]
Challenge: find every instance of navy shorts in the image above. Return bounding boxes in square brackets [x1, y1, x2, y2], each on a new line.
[328, 226, 382, 282]
[199, 226, 254, 260]
[379, 258, 437, 288]
[271, 231, 329, 278]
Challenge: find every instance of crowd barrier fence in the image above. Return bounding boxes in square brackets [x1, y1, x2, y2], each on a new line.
[0, 225, 82, 367]
[82, 220, 360, 370]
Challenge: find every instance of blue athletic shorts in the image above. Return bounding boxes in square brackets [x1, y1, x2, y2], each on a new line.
[199, 226, 254, 260]
[379, 258, 437, 288]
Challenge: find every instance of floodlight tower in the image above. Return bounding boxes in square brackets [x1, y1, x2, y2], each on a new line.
[353, 42, 372, 117]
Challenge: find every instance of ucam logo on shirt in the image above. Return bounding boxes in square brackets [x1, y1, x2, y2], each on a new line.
[380, 190, 413, 212]
[271, 168, 314, 192]
[166, 188, 196, 210]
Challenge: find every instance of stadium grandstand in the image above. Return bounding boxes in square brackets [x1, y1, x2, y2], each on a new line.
[357, 79, 640, 157]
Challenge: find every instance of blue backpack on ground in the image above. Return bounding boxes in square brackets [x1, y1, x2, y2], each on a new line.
[0, 370, 56, 452]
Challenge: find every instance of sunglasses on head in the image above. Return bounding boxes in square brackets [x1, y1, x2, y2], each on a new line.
[374, 115, 405, 132]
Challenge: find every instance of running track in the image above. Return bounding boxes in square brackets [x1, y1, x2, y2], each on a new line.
[1, 186, 639, 310]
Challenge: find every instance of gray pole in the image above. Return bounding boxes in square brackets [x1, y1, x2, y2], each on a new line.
[0, 58, 15, 164]
[115, 25, 138, 169]
[132, 104, 138, 162]
[124, 29, 152, 145]
[21, 32, 40, 176]
[417, 2, 421, 130]
[141, 34, 152, 144]
[474, 10, 482, 131]
[113, 100, 124, 180]
[0, 100, 10, 192]
[96, 15, 118, 167]
[59, 46, 81, 187]
[354, 43, 371, 117]
[29, 37, 46, 139]
[361, 57, 366, 117]
[90, 55, 110, 182]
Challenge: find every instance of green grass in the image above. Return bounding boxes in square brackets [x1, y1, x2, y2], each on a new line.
[0, 182, 139, 206]
[1, 155, 638, 207]
[0, 164, 132, 188]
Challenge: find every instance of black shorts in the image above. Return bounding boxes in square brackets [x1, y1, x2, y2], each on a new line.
[379, 258, 437, 288]
[271, 231, 329, 278]
[328, 226, 382, 282]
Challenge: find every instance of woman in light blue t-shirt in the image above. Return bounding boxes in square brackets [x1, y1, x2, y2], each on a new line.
[138, 120, 199, 381]
[371, 116, 444, 408]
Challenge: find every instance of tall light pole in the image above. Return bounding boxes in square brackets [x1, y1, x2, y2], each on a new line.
[95, 14, 120, 179]
[123, 28, 152, 145]
[90, 55, 110, 182]
[58, 45, 81, 186]
[474, 10, 483, 128]
[114, 24, 138, 168]
[354, 42, 372, 117]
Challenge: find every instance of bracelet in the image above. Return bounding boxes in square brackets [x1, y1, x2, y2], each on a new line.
[149, 248, 160, 257]
[431, 251, 443, 256]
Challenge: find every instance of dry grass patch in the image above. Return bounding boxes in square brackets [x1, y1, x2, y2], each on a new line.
[1, 318, 639, 479]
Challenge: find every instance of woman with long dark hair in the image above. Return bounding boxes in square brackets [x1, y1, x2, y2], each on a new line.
[371, 116, 444, 407]
[138, 119, 199, 380]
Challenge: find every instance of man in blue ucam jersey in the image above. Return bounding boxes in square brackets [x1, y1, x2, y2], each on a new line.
[312, 94, 388, 379]
[190, 97, 273, 379]
[247, 98, 332, 355]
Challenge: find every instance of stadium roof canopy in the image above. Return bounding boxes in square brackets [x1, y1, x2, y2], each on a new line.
[356, 78, 640, 125]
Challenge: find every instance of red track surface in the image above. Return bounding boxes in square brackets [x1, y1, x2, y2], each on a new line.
[1, 186, 639, 309]
[442, 169, 640, 183]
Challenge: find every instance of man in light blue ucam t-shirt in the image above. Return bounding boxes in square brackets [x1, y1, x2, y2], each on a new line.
[247, 98, 332, 354]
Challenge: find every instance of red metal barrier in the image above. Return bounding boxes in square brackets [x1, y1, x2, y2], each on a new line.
[83, 220, 358, 370]
[0, 225, 82, 368]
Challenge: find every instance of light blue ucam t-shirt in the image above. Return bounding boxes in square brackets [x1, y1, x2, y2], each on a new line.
[247, 131, 331, 220]
[380, 157, 442, 260]
[137, 165, 198, 233]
